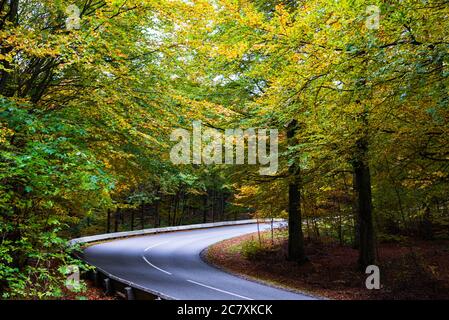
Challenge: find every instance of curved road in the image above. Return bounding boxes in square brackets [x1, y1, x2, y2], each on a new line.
[82, 223, 315, 300]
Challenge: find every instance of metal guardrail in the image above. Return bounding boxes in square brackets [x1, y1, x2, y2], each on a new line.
[69, 219, 285, 245]
[82, 265, 173, 300]
[72, 219, 285, 300]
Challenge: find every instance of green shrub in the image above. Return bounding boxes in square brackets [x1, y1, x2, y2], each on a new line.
[241, 238, 265, 260]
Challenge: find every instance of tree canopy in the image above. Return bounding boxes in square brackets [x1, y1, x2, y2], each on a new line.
[1, 0, 448, 298]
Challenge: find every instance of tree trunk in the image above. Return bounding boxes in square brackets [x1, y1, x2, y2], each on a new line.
[421, 204, 434, 240]
[286, 120, 307, 263]
[172, 193, 179, 226]
[114, 209, 119, 232]
[168, 195, 174, 226]
[202, 194, 208, 223]
[305, 216, 311, 239]
[178, 193, 186, 226]
[154, 199, 160, 227]
[106, 209, 111, 233]
[353, 138, 376, 270]
[337, 205, 343, 246]
[313, 218, 320, 239]
[211, 189, 216, 222]
[350, 171, 360, 249]
[140, 202, 145, 229]
[220, 192, 225, 221]
[0, 0, 19, 95]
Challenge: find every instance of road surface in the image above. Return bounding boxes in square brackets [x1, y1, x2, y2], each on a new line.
[82, 223, 316, 300]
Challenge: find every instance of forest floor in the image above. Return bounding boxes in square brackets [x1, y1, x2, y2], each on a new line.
[205, 230, 449, 300]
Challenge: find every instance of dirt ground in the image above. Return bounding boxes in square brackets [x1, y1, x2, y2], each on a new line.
[205, 231, 449, 300]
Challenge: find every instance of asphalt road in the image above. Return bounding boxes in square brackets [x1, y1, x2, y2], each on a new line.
[82, 223, 316, 300]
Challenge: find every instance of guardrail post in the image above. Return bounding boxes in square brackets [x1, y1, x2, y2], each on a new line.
[124, 287, 135, 300]
[92, 270, 100, 287]
[104, 278, 112, 295]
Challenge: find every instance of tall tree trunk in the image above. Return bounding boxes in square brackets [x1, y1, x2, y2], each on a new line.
[286, 120, 307, 263]
[178, 194, 186, 226]
[332, 175, 344, 246]
[172, 193, 179, 226]
[140, 202, 145, 229]
[0, 0, 19, 95]
[106, 209, 111, 233]
[114, 209, 119, 232]
[353, 137, 376, 270]
[211, 189, 216, 222]
[305, 216, 311, 238]
[130, 211, 134, 231]
[349, 171, 360, 249]
[168, 195, 174, 226]
[154, 199, 160, 227]
[337, 204, 343, 246]
[341, 171, 358, 247]
[313, 218, 320, 239]
[421, 204, 434, 240]
[220, 192, 225, 221]
[202, 194, 208, 223]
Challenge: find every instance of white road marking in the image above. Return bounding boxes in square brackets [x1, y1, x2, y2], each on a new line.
[142, 241, 173, 275]
[187, 279, 253, 300]
[142, 256, 172, 275]
[144, 241, 169, 252]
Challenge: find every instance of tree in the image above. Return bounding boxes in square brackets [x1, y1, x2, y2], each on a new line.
[286, 120, 306, 262]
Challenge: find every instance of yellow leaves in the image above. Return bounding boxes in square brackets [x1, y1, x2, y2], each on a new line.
[102, 159, 113, 170]
[401, 168, 448, 190]
[172, 94, 235, 120]
[234, 185, 258, 200]
[1, 26, 63, 59]
[214, 41, 249, 60]
[241, 2, 264, 28]
[320, 186, 334, 192]
[0, 51, 13, 63]
[434, 171, 447, 179]
[131, 130, 162, 147]
[0, 123, 14, 145]
[272, 3, 293, 32]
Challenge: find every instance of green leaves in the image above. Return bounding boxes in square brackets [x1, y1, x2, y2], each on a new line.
[0, 0, 448, 298]
[0, 97, 115, 298]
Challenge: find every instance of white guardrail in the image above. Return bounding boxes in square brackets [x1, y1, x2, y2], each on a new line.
[69, 219, 285, 300]
[69, 218, 284, 246]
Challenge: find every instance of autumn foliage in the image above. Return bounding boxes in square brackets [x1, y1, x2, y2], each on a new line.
[1, 0, 448, 298]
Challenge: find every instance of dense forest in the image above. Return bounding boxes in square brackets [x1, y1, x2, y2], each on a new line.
[0, 0, 448, 299]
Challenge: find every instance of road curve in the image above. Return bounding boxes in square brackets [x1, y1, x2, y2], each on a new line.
[82, 223, 316, 300]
